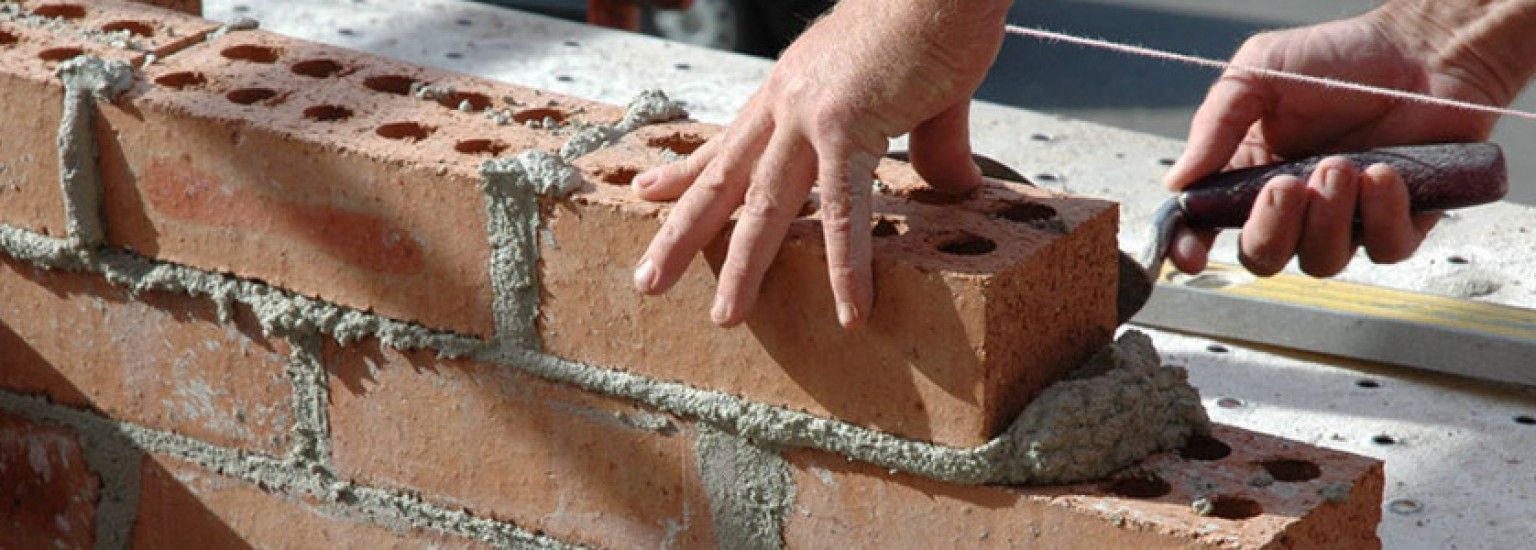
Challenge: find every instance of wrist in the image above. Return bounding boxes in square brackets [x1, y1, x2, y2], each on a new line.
[1373, 0, 1536, 106]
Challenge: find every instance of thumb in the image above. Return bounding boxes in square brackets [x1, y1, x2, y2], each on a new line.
[1163, 74, 1271, 190]
[908, 100, 984, 194]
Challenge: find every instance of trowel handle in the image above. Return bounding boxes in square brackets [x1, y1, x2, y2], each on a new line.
[1178, 143, 1508, 229]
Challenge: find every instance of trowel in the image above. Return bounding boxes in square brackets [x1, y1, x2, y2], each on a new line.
[891, 142, 1509, 324]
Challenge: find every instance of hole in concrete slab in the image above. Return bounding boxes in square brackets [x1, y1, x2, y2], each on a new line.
[37, 47, 84, 62]
[994, 202, 1057, 224]
[363, 75, 417, 95]
[1517, 415, 1536, 426]
[647, 132, 706, 155]
[437, 91, 492, 111]
[33, 4, 86, 19]
[1447, 255, 1470, 265]
[1180, 273, 1236, 289]
[1388, 498, 1424, 515]
[1216, 397, 1244, 409]
[0, 31, 16, 46]
[291, 58, 345, 78]
[1159, 158, 1176, 166]
[154, 71, 206, 90]
[101, 20, 155, 38]
[1206, 344, 1229, 353]
[937, 233, 996, 256]
[598, 166, 639, 185]
[1104, 475, 1171, 499]
[1260, 459, 1322, 482]
[221, 44, 281, 63]
[1204, 496, 1263, 520]
[225, 88, 279, 105]
[454, 139, 508, 157]
[1179, 434, 1232, 461]
[511, 107, 567, 124]
[375, 122, 433, 142]
[905, 187, 970, 205]
[872, 217, 906, 238]
[303, 104, 353, 122]
[1372, 434, 1398, 445]
[1356, 379, 1381, 389]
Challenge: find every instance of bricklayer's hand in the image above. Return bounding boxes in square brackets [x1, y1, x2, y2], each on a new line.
[629, 0, 1010, 328]
[1162, 8, 1505, 277]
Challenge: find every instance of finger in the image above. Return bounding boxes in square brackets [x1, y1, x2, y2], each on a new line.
[1358, 163, 1423, 264]
[1296, 157, 1359, 277]
[1163, 75, 1270, 191]
[633, 136, 723, 201]
[908, 100, 983, 194]
[1237, 175, 1307, 276]
[635, 114, 773, 295]
[816, 145, 879, 329]
[711, 132, 816, 327]
[1168, 227, 1218, 274]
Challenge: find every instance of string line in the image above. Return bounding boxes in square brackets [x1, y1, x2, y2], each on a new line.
[1004, 24, 1536, 122]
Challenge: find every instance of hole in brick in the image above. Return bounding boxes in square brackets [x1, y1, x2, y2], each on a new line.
[37, 47, 85, 62]
[511, 107, 567, 124]
[437, 91, 492, 111]
[291, 58, 345, 78]
[226, 88, 279, 105]
[1259, 459, 1322, 482]
[598, 166, 639, 185]
[994, 202, 1057, 224]
[154, 71, 206, 90]
[33, 4, 86, 19]
[872, 217, 906, 238]
[221, 44, 281, 64]
[936, 233, 996, 256]
[798, 199, 818, 218]
[906, 187, 970, 205]
[101, 20, 155, 37]
[0, 31, 16, 46]
[1104, 474, 1171, 499]
[647, 133, 706, 155]
[303, 104, 353, 122]
[375, 122, 433, 141]
[455, 139, 509, 156]
[1203, 496, 1264, 520]
[363, 74, 417, 95]
[1179, 434, 1232, 461]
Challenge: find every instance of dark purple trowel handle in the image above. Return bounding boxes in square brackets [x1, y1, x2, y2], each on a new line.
[1179, 143, 1508, 229]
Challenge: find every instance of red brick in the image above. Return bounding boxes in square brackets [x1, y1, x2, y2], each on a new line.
[98, 29, 623, 337]
[554, 137, 1119, 447]
[0, 411, 99, 548]
[325, 340, 714, 549]
[134, 453, 480, 548]
[130, 0, 202, 15]
[783, 425, 1382, 549]
[0, 2, 215, 237]
[0, 256, 294, 454]
[16, 0, 217, 57]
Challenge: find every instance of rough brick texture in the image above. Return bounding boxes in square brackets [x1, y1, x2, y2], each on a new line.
[325, 340, 716, 549]
[0, 255, 295, 454]
[133, 454, 478, 548]
[133, 0, 202, 15]
[0, 411, 99, 548]
[99, 29, 623, 337]
[784, 425, 1383, 549]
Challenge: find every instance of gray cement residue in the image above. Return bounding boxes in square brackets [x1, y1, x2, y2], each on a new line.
[480, 150, 582, 349]
[559, 89, 687, 160]
[696, 427, 794, 550]
[56, 56, 133, 249]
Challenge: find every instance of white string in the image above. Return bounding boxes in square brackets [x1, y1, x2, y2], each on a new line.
[1004, 24, 1536, 122]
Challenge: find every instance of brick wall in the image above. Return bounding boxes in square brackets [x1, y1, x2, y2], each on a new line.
[0, 1, 1383, 547]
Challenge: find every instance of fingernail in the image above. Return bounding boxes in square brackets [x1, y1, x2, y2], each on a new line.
[1269, 183, 1295, 210]
[1322, 167, 1345, 193]
[711, 296, 732, 326]
[633, 258, 657, 293]
[634, 170, 657, 189]
[836, 301, 858, 327]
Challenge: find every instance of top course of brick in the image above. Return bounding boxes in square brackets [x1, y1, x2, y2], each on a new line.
[2, 0, 1126, 448]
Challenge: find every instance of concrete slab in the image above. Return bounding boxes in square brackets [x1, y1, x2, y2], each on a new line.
[204, 1, 1536, 547]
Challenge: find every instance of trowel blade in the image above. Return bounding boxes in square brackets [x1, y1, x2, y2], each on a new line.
[885, 151, 1156, 324]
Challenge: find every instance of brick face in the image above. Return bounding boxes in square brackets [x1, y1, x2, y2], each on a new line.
[0, 411, 99, 548]
[133, 454, 480, 548]
[131, 0, 202, 15]
[324, 340, 715, 549]
[0, 256, 295, 454]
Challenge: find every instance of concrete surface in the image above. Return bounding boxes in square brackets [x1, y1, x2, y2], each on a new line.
[204, 1, 1536, 548]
